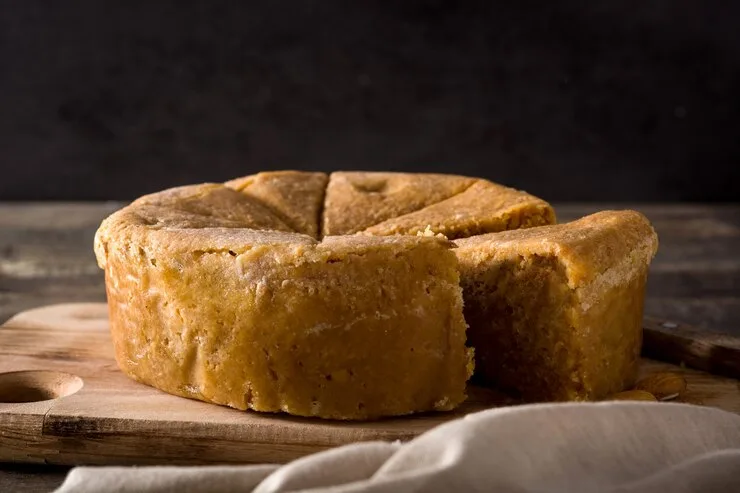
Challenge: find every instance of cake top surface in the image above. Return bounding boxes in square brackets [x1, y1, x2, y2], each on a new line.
[131, 183, 295, 232]
[454, 210, 659, 288]
[94, 170, 568, 274]
[97, 170, 556, 243]
[363, 180, 556, 238]
[322, 171, 476, 236]
[225, 171, 328, 238]
[94, 173, 471, 269]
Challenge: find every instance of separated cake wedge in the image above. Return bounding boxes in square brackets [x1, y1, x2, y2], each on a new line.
[455, 211, 659, 401]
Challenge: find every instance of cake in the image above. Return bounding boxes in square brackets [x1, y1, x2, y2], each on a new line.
[454, 211, 659, 401]
[94, 175, 473, 420]
[130, 182, 295, 232]
[95, 170, 658, 419]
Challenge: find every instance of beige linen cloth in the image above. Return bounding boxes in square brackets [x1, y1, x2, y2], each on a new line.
[54, 402, 740, 493]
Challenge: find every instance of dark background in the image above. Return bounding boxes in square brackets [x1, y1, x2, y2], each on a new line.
[1, 0, 738, 202]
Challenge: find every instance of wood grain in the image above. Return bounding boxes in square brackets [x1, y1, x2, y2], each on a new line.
[1, 303, 739, 467]
[643, 316, 740, 380]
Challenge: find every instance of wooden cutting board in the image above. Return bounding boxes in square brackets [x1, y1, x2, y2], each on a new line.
[1, 303, 739, 467]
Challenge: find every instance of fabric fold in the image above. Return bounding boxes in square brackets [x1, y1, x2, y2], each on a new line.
[54, 402, 740, 493]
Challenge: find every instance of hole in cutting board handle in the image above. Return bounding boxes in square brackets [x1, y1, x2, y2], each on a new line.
[0, 370, 83, 403]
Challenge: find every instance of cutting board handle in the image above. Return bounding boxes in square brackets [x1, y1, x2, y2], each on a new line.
[643, 316, 740, 380]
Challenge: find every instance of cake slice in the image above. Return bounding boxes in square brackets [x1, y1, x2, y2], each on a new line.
[454, 210, 659, 401]
[131, 183, 294, 232]
[225, 171, 328, 238]
[322, 171, 475, 236]
[363, 180, 556, 239]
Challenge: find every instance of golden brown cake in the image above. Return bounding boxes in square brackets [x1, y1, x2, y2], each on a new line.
[322, 171, 475, 236]
[454, 211, 659, 401]
[363, 180, 556, 239]
[225, 170, 328, 238]
[94, 184, 473, 420]
[96, 170, 658, 418]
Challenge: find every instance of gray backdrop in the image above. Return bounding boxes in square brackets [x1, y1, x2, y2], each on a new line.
[1, 1, 738, 201]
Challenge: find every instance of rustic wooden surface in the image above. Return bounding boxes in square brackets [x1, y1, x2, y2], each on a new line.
[0, 202, 739, 491]
[2, 303, 738, 469]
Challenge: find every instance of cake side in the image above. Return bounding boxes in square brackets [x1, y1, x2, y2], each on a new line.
[321, 171, 475, 236]
[363, 180, 556, 239]
[573, 272, 648, 399]
[225, 171, 328, 238]
[454, 210, 659, 401]
[96, 203, 472, 420]
[567, 212, 658, 397]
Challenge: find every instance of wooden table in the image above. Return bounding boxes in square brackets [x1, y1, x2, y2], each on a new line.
[1, 202, 738, 492]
